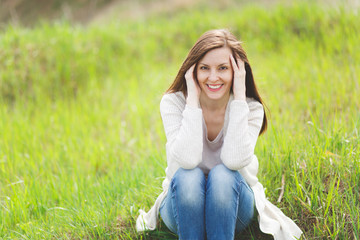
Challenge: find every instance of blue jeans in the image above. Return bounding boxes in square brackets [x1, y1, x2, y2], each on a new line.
[159, 164, 255, 240]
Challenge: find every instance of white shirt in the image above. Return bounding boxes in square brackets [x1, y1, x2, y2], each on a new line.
[136, 92, 303, 240]
[198, 116, 225, 175]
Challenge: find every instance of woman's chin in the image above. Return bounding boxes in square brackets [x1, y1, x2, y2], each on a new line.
[201, 91, 230, 102]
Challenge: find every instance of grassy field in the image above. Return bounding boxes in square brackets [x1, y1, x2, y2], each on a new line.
[0, 1, 359, 239]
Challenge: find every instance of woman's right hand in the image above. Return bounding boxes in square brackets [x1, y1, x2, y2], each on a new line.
[185, 64, 201, 107]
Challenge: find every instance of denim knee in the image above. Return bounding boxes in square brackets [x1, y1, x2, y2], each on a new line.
[172, 167, 206, 189]
[209, 163, 240, 177]
[171, 167, 206, 206]
[207, 164, 242, 203]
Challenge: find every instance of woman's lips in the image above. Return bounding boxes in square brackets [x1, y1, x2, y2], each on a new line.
[206, 84, 223, 92]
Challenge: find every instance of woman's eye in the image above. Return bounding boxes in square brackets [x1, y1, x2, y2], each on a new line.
[219, 66, 228, 70]
[200, 66, 208, 70]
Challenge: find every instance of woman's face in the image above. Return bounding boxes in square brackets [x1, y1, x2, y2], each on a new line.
[196, 47, 233, 102]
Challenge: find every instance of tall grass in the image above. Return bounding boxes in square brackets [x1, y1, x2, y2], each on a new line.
[0, 1, 359, 239]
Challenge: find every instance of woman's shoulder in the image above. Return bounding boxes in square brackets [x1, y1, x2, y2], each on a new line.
[162, 91, 186, 101]
[160, 91, 186, 111]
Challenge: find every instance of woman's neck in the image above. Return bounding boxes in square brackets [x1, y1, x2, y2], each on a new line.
[199, 92, 230, 112]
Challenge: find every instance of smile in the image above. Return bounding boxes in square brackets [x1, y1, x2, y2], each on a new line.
[206, 84, 223, 92]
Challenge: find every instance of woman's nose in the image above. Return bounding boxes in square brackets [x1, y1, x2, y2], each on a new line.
[208, 70, 218, 82]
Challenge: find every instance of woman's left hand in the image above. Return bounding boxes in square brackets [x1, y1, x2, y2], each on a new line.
[230, 54, 246, 101]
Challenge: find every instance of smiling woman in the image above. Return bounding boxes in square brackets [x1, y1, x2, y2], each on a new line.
[136, 29, 303, 240]
[197, 47, 233, 101]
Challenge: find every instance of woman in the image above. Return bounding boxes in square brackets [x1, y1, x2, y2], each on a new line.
[136, 29, 302, 240]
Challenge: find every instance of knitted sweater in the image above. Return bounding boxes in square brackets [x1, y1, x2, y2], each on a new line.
[136, 92, 303, 240]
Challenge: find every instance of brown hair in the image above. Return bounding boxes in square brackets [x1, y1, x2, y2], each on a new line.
[166, 29, 267, 135]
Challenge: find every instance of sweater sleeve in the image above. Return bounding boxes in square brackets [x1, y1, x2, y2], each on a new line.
[160, 93, 203, 169]
[221, 99, 264, 170]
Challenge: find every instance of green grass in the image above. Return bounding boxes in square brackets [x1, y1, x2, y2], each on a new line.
[0, 1, 359, 239]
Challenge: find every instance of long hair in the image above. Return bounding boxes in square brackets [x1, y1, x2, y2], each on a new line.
[166, 29, 267, 135]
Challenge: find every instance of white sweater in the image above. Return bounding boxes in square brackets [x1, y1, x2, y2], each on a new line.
[136, 92, 303, 240]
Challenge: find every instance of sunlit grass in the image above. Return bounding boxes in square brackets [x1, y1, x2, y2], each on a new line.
[0, 1, 359, 239]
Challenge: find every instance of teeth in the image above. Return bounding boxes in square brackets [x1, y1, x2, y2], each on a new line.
[208, 84, 222, 89]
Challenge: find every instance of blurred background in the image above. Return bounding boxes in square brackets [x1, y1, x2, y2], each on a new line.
[1, 0, 359, 27]
[1, 0, 253, 26]
[0, 0, 359, 239]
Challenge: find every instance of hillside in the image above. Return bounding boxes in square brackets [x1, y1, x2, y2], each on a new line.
[1, 0, 358, 28]
[0, 0, 204, 27]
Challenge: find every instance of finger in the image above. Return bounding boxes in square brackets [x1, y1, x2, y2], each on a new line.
[230, 55, 239, 72]
[236, 57, 245, 70]
[185, 64, 196, 78]
[188, 64, 196, 74]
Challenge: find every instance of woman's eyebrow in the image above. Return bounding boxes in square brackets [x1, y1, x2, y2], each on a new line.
[198, 62, 229, 66]
[198, 62, 209, 66]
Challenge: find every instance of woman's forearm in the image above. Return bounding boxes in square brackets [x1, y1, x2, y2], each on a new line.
[221, 100, 264, 170]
